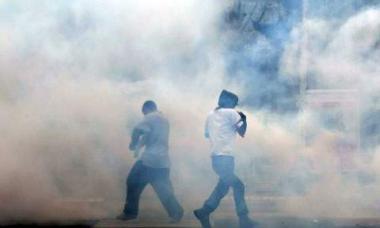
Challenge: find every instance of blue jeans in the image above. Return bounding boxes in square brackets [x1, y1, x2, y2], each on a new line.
[203, 155, 249, 216]
[123, 160, 183, 219]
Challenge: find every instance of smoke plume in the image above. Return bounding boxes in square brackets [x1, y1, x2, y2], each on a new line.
[1, 0, 380, 224]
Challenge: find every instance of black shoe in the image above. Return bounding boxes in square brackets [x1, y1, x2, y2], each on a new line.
[193, 209, 211, 228]
[116, 213, 137, 220]
[239, 215, 257, 228]
[169, 209, 184, 224]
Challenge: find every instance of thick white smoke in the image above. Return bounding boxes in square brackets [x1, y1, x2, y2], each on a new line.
[0, 0, 234, 222]
[279, 5, 380, 218]
[1, 0, 380, 224]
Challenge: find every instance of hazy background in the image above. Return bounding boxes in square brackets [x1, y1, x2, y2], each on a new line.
[0, 0, 380, 223]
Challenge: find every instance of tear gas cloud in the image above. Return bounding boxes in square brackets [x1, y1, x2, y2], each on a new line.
[0, 0, 235, 221]
[0, 0, 380, 223]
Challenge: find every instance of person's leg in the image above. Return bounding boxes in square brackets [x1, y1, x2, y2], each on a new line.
[225, 159, 255, 228]
[194, 156, 232, 228]
[194, 179, 229, 228]
[222, 159, 249, 217]
[149, 167, 184, 222]
[207, 156, 254, 227]
[202, 179, 230, 213]
[232, 177, 249, 215]
[201, 156, 234, 212]
[121, 160, 149, 219]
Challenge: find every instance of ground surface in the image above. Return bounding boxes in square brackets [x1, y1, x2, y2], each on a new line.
[4, 215, 380, 227]
[94, 216, 380, 228]
[3, 197, 380, 227]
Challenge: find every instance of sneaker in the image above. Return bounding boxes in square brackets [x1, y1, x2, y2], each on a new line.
[239, 215, 257, 228]
[116, 213, 137, 221]
[193, 209, 211, 228]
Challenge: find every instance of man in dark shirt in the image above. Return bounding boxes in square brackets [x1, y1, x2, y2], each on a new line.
[117, 100, 183, 223]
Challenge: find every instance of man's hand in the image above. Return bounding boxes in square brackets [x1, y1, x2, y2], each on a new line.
[236, 111, 247, 137]
[238, 111, 246, 122]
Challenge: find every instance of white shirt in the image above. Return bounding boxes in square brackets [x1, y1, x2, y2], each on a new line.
[205, 108, 242, 156]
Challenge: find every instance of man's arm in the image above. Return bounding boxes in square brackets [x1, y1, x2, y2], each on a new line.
[129, 128, 144, 151]
[236, 111, 247, 137]
[204, 115, 210, 138]
[129, 119, 151, 150]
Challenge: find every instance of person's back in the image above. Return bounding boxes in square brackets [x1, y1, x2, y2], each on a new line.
[206, 108, 241, 156]
[140, 111, 170, 168]
[118, 100, 183, 222]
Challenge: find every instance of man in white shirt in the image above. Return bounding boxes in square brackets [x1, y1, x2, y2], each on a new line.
[194, 90, 255, 228]
[117, 100, 183, 223]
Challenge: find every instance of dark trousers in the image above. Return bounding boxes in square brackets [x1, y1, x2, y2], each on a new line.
[202, 155, 249, 216]
[123, 160, 183, 219]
